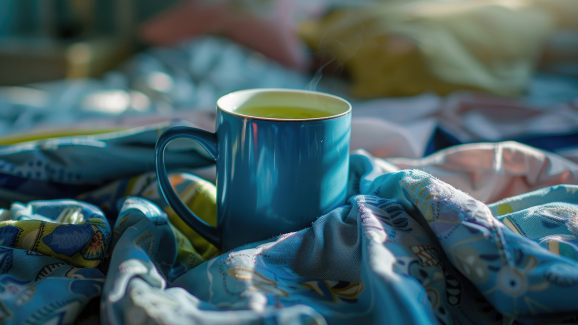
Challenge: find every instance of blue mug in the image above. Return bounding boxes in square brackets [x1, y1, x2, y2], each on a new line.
[155, 89, 351, 252]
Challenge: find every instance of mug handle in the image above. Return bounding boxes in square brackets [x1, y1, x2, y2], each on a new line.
[155, 126, 221, 248]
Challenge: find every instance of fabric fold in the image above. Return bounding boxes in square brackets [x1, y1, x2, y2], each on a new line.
[2, 152, 578, 324]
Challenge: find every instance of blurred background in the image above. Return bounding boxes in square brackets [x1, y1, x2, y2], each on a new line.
[0, 0, 577, 160]
[0, 0, 176, 84]
[1, 2, 578, 324]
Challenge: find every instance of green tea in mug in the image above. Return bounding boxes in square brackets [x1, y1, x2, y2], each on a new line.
[234, 106, 333, 119]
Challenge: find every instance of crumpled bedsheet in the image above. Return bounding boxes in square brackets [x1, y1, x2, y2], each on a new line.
[1, 121, 576, 206]
[1, 35, 577, 153]
[351, 91, 578, 163]
[0, 121, 214, 202]
[1, 151, 578, 324]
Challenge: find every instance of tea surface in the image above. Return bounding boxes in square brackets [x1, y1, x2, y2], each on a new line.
[234, 106, 333, 119]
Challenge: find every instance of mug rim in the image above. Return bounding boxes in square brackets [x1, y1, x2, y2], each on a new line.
[216, 88, 352, 122]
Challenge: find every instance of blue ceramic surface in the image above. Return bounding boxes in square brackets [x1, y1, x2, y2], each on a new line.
[156, 89, 351, 252]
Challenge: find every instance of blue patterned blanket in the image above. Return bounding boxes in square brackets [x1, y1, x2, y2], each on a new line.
[1, 132, 578, 324]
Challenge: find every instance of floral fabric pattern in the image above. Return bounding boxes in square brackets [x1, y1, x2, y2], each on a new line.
[1, 151, 578, 324]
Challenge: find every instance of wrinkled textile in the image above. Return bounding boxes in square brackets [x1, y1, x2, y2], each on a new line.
[299, 0, 578, 97]
[0, 36, 308, 138]
[350, 91, 578, 163]
[0, 172, 219, 324]
[0, 200, 110, 268]
[378, 143, 578, 203]
[2, 153, 578, 324]
[103, 157, 578, 324]
[2, 32, 577, 146]
[0, 121, 214, 202]
[0, 201, 107, 324]
[1, 120, 578, 208]
[1, 35, 576, 163]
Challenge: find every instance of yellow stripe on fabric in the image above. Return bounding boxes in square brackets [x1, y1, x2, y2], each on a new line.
[548, 240, 561, 255]
[502, 217, 523, 236]
[0, 129, 124, 145]
[497, 203, 514, 216]
[410, 179, 429, 199]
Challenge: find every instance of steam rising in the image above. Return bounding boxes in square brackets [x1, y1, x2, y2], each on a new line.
[309, 51, 336, 91]
[308, 11, 364, 92]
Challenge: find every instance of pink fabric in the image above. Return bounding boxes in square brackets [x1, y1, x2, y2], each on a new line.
[351, 92, 578, 161]
[364, 141, 578, 203]
[139, 0, 308, 70]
